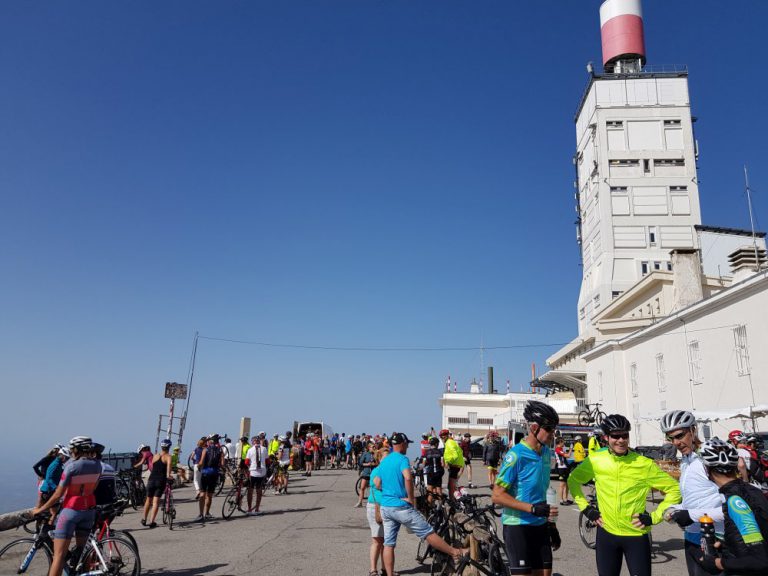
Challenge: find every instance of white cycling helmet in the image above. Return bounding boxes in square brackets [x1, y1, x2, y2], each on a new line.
[69, 436, 93, 451]
[278, 435, 286, 442]
[660, 410, 696, 433]
[137, 443, 149, 452]
[59, 446, 71, 459]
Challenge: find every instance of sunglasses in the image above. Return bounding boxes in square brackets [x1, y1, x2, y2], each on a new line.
[609, 433, 630, 440]
[666, 430, 688, 442]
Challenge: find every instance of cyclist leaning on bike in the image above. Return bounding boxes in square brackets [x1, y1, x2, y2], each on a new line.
[568, 414, 681, 576]
[658, 410, 725, 576]
[491, 400, 561, 576]
[32, 436, 101, 576]
[141, 438, 174, 528]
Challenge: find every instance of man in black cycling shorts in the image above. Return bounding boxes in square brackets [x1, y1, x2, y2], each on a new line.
[492, 401, 561, 576]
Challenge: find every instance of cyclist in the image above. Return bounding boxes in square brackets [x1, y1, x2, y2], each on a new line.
[420, 433, 430, 458]
[276, 435, 291, 494]
[171, 446, 188, 483]
[38, 445, 70, 532]
[568, 414, 681, 576]
[32, 436, 100, 576]
[246, 435, 268, 515]
[366, 447, 390, 576]
[196, 433, 224, 522]
[459, 433, 474, 488]
[439, 429, 464, 499]
[658, 410, 724, 576]
[554, 438, 573, 505]
[572, 435, 587, 464]
[422, 436, 444, 504]
[694, 438, 768, 575]
[588, 428, 603, 453]
[483, 431, 502, 486]
[141, 438, 173, 528]
[492, 400, 561, 576]
[190, 437, 206, 495]
[727, 430, 751, 482]
[134, 444, 154, 471]
[356, 442, 376, 508]
[33, 444, 64, 507]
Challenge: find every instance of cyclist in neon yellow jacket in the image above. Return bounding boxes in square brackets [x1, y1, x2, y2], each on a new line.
[568, 414, 681, 576]
[439, 429, 465, 499]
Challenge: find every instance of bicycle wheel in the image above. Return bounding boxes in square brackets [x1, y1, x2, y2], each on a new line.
[116, 477, 131, 503]
[0, 538, 52, 575]
[86, 536, 141, 576]
[577, 410, 592, 426]
[168, 495, 175, 531]
[487, 540, 509, 576]
[222, 487, 244, 519]
[215, 471, 226, 496]
[109, 529, 139, 556]
[595, 411, 607, 426]
[578, 511, 597, 550]
[355, 475, 364, 497]
[430, 550, 455, 576]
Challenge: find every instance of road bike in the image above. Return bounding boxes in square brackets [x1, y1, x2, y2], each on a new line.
[0, 515, 140, 575]
[577, 402, 607, 427]
[161, 479, 176, 530]
[222, 470, 248, 519]
[116, 469, 146, 510]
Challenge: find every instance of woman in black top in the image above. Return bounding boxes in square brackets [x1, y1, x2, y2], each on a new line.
[141, 439, 173, 528]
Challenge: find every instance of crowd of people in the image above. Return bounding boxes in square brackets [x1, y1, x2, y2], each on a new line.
[28, 406, 768, 576]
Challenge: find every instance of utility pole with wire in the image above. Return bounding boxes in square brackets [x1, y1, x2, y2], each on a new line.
[744, 165, 761, 271]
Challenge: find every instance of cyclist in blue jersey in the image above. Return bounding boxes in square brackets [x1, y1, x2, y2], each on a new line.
[492, 401, 561, 576]
[694, 438, 768, 575]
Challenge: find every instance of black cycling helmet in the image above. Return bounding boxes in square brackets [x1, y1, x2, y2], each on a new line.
[429, 437, 439, 447]
[601, 414, 631, 435]
[523, 401, 559, 428]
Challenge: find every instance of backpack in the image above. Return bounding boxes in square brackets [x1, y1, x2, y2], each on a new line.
[203, 445, 222, 470]
[748, 452, 766, 484]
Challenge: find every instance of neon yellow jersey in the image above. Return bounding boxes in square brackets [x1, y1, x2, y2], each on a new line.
[568, 449, 681, 537]
[573, 442, 586, 463]
[241, 444, 251, 460]
[588, 436, 600, 453]
[268, 439, 279, 456]
[443, 438, 465, 467]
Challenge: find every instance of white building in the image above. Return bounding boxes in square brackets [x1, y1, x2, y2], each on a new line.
[539, 0, 768, 445]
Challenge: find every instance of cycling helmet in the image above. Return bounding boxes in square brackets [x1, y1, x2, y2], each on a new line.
[91, 443, 105, 455]
[523, 401, 560, 427]
[59, 446, 71, 458]
[601, 414, 631, 434]
[746, 434, 763, 448]
[728, 430, 743, 442]
[660, 410, 696, 433]
[137, 443, 149, 452]
[69, 436, 93, 451]
[429, 437, 439, 447]
[54, 443, 66, 453]
[240, 436, 248, 442]
[160, 438, 173, 449]
[575, 435, 583, 441]
[700, 438, 739, 471]
[278, 435, 286, 442]
[422, 433, 428, 439]
[439, 429, 450, 437]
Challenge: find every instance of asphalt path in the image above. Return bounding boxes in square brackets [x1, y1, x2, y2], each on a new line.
[0, 469, 689, 575]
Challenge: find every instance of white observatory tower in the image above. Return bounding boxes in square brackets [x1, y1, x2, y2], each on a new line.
[574, 0, 702, 335]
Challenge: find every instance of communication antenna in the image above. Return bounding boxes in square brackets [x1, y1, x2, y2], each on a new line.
[744, 165, 761, 271]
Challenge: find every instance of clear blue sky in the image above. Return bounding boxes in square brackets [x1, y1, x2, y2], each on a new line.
[2, 1, 767, 456]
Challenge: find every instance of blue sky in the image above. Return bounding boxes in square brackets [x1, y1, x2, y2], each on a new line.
[2, 1, 767, 458]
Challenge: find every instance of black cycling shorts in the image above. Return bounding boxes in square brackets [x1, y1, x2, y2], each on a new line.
[448, 465, 461, 480]
[426, 473, 444, 488]
[146, 479, 165, 499]
[556, 467, 570, 481]
[249, 476, 266, 489]
[503, 524, 552, 575]
[199, 473, 218, 494]
[595, 526, 651, 576]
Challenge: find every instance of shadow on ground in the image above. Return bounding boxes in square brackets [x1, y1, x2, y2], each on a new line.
[143, 563, 230, 575]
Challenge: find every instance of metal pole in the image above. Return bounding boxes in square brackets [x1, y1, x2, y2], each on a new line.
[167, 397, 175, 441]
[745, 165, 761, 270]
[178, 331, 199, 449]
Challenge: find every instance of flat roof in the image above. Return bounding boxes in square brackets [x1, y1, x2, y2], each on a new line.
[695, 224, 766, 238]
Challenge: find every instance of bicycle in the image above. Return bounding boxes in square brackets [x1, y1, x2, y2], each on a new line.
[578, 403, 606, 427]
[222, 471, 248, 519]
[116, 469, 146, 510]
[161, 479, 176, 530]
[0, 515, 140, 575]
[578, 495, 598, 550]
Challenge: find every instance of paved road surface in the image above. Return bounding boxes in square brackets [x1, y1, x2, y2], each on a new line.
[0, 469, 688, 575]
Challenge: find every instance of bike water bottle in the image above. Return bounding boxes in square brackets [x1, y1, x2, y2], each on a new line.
[700, 514, 716, 555]
[547, 486, 558, 523]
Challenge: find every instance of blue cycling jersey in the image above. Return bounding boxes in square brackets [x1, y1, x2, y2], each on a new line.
[495, 440, 551, 526]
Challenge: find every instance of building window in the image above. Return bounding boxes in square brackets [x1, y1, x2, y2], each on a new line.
[666, 262, 673, 271]
[468, 412, 478, 425]
[653, 261, 661, 271]
[670, 185, 688, 192]
[477, 418, 493, 425]
[447, 417, 469, 424]
[663, 119, 682, 127]
[612, 290, 622, 299]
[649, 227, 657, 246]
[597, 370, 604, 402]
[630, 363, 638, 397]
[610, 159, 640, 167]
[607, 120, 624, 128]
[655, 159, 685, 167]
[610, 186, 628, 193]
[594, 294, 601, 309]
[733, 325, 751, 376]
[655, 354, 666, 392]
[641, 261, 649, 275]
[643, 159, 651, 174]
[688, 340, 703, 385]
[579, 307, 586, 320]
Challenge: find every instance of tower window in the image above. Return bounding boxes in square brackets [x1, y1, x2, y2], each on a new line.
[655, 159, 685, 167]
[663, 119, 681, 126]
[607, 120, 624, 128]
[649, 227, 657, 246]
[641, 261, 649, 275]
[643, 159, 650, 173]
